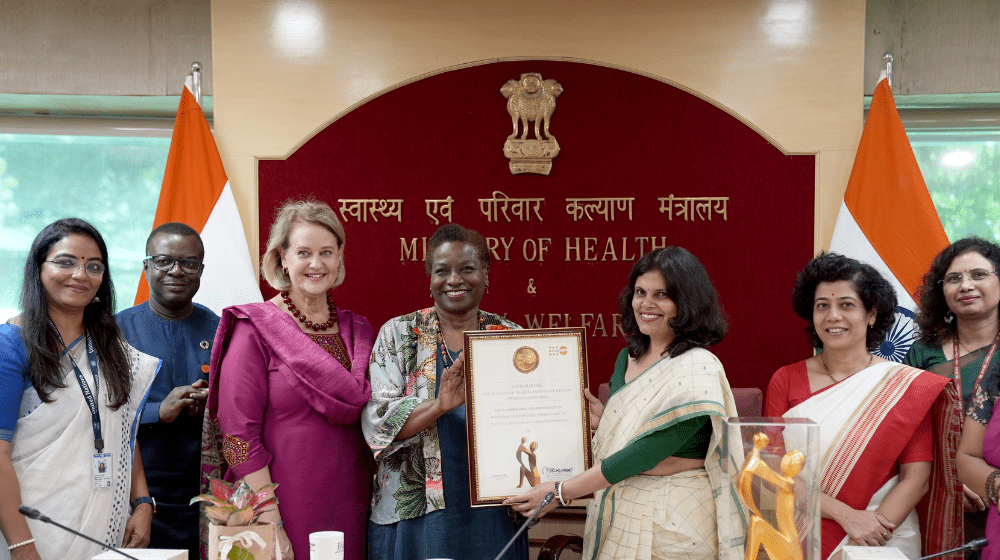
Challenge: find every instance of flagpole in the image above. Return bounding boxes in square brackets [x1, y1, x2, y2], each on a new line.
[883, 52, 893, 88]
[191, 61, 202, 106]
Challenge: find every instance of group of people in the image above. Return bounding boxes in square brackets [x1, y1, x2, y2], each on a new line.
[1, 198, 999, 560]
[762, 238, 1000, 560]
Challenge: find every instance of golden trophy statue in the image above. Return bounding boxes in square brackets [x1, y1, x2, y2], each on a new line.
[738, 432, 806, 560]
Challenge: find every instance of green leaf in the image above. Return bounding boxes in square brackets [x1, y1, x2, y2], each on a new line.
[393, 449, 427, 519]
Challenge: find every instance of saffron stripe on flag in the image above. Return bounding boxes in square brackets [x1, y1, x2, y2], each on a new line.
[831, 77, 948, 303]
[135, 79, 261, 312]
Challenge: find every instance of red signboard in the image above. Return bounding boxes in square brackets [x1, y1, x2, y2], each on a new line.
[258, 60, 815, 392]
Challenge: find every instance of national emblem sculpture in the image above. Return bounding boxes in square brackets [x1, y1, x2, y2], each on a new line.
[501, 72, 563, 175]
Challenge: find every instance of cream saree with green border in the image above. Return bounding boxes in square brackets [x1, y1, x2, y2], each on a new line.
[583, 347, 747, 560]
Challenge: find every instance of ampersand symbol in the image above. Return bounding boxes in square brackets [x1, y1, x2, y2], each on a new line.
[527, 278, 537, 295]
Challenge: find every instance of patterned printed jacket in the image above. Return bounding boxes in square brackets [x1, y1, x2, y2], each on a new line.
[361, 308, 517, 524]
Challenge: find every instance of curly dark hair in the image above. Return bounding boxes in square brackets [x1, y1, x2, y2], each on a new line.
[915, 237, 1000, 346]
[424, 223, 491, 275]
[618, 247, 727, 359]
[19, 218, 132, 408]
[791, 252, 897, 350]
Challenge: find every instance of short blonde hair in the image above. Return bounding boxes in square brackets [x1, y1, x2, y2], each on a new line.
[261, 198, 346, 291]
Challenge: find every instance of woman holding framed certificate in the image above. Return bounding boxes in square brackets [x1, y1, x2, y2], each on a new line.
[362, 223, 527, 560]
[506, 247, 746, 560]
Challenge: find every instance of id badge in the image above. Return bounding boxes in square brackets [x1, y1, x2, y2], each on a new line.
[92, 453, 113, 489]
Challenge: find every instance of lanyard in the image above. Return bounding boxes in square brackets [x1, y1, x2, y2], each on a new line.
[49, 320, 103, 453]
[953, 332, 1000, 415]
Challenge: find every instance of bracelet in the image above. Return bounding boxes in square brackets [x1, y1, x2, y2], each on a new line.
[8, 538, 36, 551]
[554, 480, 569, 506]
[130, 496, 156, 514]
[986, 470, 1000, 505]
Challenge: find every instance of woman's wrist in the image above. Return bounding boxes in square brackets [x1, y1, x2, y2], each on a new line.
[10, 543, 40, 560]
[429, 397, 450, 417]
[553, 480, 569, 506]
[7, 538, 36, 552]
[829, 501, 855, 526]
[561, 476, 584, 504]
[988, 469, 1000, 505]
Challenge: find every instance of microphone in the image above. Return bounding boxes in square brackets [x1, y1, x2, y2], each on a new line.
[18, 505, 141, 560]
[917, 538, 988, 560]
[17, 506, 50, 523]
[493, 492, 555, 560]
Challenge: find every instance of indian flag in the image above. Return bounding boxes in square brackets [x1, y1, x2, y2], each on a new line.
[134, 78, 262, 313]
[828, 74, 949, 360]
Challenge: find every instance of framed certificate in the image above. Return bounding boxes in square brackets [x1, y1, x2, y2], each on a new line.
[463, 327, 594, 506]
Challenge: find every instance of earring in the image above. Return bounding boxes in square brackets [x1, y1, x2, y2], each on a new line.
[868, 319, 874, 327]
[90, 295, 101, 304]
[282, 267, 289, 277]
[945, 311, 954, 324]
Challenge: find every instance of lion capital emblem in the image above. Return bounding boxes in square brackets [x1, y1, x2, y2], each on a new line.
[501, 73, 563, 175]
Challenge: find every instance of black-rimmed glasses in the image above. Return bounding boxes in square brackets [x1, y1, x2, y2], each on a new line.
[145, 255, 204, 275]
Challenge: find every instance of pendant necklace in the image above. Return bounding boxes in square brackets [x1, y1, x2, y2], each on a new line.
[819, 351, 873, 381]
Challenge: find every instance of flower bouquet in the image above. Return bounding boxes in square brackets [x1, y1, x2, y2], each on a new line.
[191, 478, 282, 560]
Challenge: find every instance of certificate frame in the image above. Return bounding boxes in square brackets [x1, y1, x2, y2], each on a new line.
[463, 327, 594, 507]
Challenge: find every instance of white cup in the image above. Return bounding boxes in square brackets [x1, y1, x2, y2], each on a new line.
[309, 531, 344, 560]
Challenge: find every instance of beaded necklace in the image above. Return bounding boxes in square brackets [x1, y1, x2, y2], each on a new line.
[281, 291, 337, 331]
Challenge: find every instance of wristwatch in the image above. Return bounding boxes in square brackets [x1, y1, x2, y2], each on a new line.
[130, 496, 156, 514]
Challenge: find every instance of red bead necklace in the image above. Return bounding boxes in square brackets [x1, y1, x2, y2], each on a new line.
[280, 291, 338, 331]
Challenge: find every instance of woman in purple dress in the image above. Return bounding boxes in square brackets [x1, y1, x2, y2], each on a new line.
[967, 399, 1000, 560]
[206, 199, 374, 560]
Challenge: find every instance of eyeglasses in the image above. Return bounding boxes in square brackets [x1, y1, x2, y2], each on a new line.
[145, 255, 204, 275]
[940, 269, 998, 285]
[45, 258, 106, 277]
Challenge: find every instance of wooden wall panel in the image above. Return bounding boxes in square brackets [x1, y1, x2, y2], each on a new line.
[865, 0, 1000, 94]
[211, 0, 867, 256]
[0, 0, 212, 96]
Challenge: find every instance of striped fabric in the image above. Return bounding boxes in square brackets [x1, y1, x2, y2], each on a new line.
[786, 363, 962, 559]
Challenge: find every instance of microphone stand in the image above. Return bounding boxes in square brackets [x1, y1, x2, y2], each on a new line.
[493, 492, 554, 560]
[918, 538, 988, 560]
[18, 505, 141, 560]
